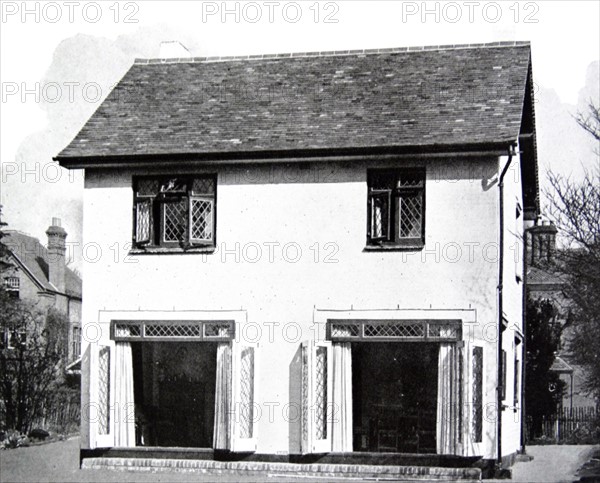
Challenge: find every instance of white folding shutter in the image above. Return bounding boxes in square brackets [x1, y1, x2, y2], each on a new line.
[93, 342, 114, 448]
[301, 340, 333, 454]
[231, 342, 259, 452]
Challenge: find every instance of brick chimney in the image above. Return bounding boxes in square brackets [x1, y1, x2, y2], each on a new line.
[159, 41, 192, 59]
[526, 216, 557, 267]
[46, 217, 67, 293]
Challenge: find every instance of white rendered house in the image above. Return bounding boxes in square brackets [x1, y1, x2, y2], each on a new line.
[55, 41, 539, 475]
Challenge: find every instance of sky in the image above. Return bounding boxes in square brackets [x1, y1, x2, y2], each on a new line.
[1, 0, 599, 270]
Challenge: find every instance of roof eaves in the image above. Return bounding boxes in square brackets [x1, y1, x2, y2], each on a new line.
[55, 141, 516, 169]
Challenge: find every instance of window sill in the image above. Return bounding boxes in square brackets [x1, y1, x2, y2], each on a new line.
[363, 243, 425, 252]
[129, 246, 216, 255]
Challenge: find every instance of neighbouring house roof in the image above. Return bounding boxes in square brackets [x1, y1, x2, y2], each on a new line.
[550, 356, 574, 375]
[55, 41, 533, 166]
[66, 357, 81, 374]
[527, 265, 565, 292]
[4, 231, 82, 299]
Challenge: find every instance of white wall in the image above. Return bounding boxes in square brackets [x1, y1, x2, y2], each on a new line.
[500, 150, 526, 459]
[80, 155, 515, 458]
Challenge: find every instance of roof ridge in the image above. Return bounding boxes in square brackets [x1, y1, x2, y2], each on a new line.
[134, 40, 531, 65]
[5, 229, 34, 236]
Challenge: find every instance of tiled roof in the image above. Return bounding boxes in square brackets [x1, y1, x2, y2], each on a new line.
[527, 265, 565, 291]
[56, 42, 532, 163]
[550, 356, 574, 374]
[4, 231, 82, 298]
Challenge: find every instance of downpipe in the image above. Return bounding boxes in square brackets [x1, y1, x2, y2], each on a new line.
[496, 145, 517, 473]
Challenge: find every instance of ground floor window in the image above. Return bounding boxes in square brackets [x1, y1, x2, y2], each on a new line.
[131, 342, 217, 448]
[303, 333, 468, 456]
[352, 342, 438, 453]
[93, 325, 257, 451]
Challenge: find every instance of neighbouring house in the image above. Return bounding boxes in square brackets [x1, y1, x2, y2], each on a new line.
[54, 41, 539, 475]
[2, 219, 82, 366]
[525, 218, 597, 410]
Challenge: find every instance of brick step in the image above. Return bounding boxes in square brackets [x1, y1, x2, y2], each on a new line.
[83, 457, 482, 480]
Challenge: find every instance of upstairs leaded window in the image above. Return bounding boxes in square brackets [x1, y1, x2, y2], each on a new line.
[367, 169, 425, 247]
[133, 176, 216, 248]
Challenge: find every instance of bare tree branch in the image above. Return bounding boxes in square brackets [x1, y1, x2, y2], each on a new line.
[543, 101, 600, 401]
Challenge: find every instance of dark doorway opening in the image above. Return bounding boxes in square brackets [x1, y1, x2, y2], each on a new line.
[352, 342, 439, 453]
[131, 342, 217, 448]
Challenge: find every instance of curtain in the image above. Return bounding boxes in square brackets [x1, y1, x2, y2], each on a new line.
[332, 342, 353, 452]
[114, 341, 136, 447]
[437, 342, 461, 455]
[213, 342, 232, 450]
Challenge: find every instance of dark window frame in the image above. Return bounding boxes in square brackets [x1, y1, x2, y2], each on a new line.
[514, 337, 522, 407]
[3, 276, 20, 299]
[2, 328, 27, 350]
[132, 175, 217, 250]
[110, 319, 235, 342]
[72, 326, 81, 359]
[326, 319, 462, 342]
[501, 349, 507, 401]
[366, 168, 426, 249]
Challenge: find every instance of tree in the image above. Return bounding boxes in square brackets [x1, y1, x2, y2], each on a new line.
[0, 205, 13, 272]
[0, 210, 72, 433]
[525, 296, 566, 438]
[545, 101, 600, 402]
[0, 295, 70, 432]
[575, 100, 600, 153]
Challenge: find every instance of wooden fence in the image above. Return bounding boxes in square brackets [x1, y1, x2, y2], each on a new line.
[527, 406, 599, 443]
[32, 391, 80, 434]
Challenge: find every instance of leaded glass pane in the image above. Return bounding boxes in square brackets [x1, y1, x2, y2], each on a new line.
[204, 322, 232, 338]
[364, 322, 424, 338]
[314, 346, 327, 440]
[397, 171, 424, 188]
[428, 323, 460, 339]
[144, 323, 202, 338]
[330, 323, 360, 338]
[114, 323, 142, 338]
[163, 199, 187, 242]
[472, 346, 483, 443]
[371, 194, 389, 239]
[399, 193, 422, 238]
[160, 178, 187, 193]
[135, 200, 151, 243]
[370, 172, 394, 190]
[190, 198, 213, 242]
[192, 178, 215, 195]
[136, 179, 159, 196]
[301, 347, 309, 445]
[98, 346, 110, 435]
[239, 347, 255, 439]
